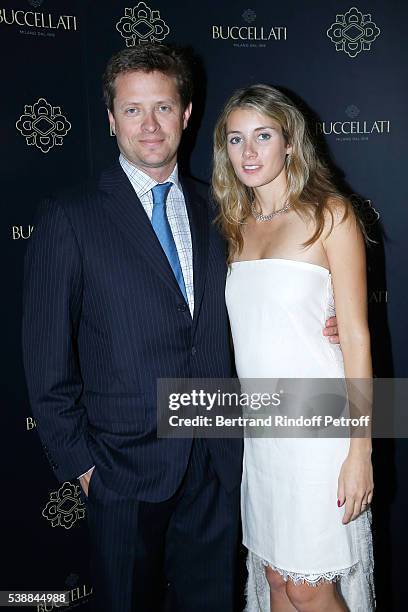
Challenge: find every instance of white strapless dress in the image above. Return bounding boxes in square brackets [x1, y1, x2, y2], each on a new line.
[225, 259, 375, 611]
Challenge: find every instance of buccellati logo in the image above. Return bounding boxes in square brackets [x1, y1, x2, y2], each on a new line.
[0, 8, 77, 33]
[116, 2, 170, 46]
[26, 416, 37, 430]
[42, 481, 86, 529]
[242, 9, 256, 24]
[35, 574, 93, 610]
[12, 225, 34, 240]
[327, 7, 380, 58]
[345, 104, 360, 119]
[65, 574, 80, 590]
[369, 289, 388, 304]
[212, 8, 287, 47]
[315, 105, 390, 142]
[16, 98, 71, 153]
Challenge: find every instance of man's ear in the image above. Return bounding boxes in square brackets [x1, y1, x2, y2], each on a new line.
[108, 109, 116, 135]
[182, 102, 192, 130]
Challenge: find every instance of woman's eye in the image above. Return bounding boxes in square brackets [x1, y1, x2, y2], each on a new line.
[258, 132, 271, 141]
[229, 136, 242, 145]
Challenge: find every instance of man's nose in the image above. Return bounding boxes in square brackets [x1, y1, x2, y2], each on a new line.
[141, 110, 160, 132]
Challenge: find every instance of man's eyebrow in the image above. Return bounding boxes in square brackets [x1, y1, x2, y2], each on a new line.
[118, 101, 141, 108]
[119, 98, 178, 107]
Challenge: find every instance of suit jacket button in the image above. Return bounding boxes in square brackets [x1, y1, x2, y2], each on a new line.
[191, 346, 197, 356]
[177, 303, 187, 312]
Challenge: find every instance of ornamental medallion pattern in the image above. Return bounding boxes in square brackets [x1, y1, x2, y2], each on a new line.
[327, 7, 380, 58]
[16, 98, 71, 153]
[116, 2, 170, 46]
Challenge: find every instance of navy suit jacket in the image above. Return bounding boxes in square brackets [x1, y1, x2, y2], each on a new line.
[22, 162, 243, 501]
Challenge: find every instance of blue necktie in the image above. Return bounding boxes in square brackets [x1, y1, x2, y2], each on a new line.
[151, 182, 188, 303]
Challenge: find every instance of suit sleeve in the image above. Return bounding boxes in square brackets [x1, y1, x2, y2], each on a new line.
[22, 199, 94, 482]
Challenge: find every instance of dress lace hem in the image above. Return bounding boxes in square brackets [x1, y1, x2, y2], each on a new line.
[260, 557, 359, 587]
[244, 551, 364, 611]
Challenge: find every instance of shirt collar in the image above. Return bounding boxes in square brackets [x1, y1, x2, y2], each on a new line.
[119, 154, 181, 199]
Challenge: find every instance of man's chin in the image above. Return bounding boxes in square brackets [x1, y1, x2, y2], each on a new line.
[141, 160, 172, 169]
[135, 155, 175, 170]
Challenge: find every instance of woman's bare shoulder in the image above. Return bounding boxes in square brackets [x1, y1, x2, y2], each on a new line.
[322, 196, 360, 241]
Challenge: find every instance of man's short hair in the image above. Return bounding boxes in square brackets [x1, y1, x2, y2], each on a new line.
[103, 44, 194, 112]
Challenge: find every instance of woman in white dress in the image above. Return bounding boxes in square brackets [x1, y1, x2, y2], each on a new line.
[212, 85, 375, 611]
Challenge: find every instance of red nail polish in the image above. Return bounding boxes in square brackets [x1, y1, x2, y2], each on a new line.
[337, 499, 341, 507]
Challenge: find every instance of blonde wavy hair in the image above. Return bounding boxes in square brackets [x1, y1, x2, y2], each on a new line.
[212, 84, 353, 261]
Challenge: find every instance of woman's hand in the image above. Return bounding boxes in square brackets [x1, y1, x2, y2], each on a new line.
[337, 450, 374, 524]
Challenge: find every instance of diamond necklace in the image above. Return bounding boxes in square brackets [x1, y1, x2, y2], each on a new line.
[251, 200, 292, 222]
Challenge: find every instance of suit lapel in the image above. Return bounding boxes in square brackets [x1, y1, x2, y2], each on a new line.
[98, 162, 185, 300]
[180, 177, 209, 331]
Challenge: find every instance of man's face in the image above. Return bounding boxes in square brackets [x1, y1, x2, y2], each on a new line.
[108, 70, 192, 179]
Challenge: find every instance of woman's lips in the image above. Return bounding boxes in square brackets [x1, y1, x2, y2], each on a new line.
[242, 165, 262, 174]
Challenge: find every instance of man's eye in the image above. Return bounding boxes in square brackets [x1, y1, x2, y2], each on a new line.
[125, 108, 138, 115]
[158, 105, 171, 112]
[258, 133, 271, 141]
[229, 136, 242, 145]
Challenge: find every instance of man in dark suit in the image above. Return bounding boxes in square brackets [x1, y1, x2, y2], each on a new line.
[22, 44, 242, 612]
[22, 44, 339, 612]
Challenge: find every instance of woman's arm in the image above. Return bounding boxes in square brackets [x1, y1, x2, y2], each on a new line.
[323, 202, 374, 524]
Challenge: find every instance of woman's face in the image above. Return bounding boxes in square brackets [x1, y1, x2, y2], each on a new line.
[226, 108, 291, 189]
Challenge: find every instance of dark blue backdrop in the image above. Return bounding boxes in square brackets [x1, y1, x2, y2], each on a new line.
[2, 0, 407, 609]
